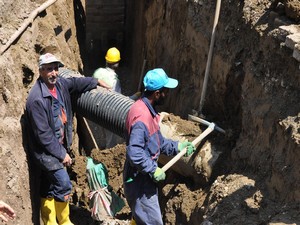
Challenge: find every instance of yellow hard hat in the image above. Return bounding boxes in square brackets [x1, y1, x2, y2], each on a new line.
[105, 47, 121, 63]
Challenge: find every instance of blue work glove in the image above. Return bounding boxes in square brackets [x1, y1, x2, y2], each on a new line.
[152, 167, 166, 182]
[178, 141, 196, 157]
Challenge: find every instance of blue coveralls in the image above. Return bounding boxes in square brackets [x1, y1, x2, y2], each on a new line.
[26, 76, 98, 201]
[124, 97, 179, 225]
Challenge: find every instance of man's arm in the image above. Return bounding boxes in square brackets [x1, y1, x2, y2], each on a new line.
[127, 122, 157, 175]
[97, 79, 112, 89]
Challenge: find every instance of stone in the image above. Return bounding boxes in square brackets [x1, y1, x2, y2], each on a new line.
[285, 33, 300, 49]
[293, 44, 300, 62]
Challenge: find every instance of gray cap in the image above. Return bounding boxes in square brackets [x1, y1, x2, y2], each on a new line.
[39, 53, 64, 67]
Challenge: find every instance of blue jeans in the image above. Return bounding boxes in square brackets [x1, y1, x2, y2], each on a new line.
[40, 168, 72, 202]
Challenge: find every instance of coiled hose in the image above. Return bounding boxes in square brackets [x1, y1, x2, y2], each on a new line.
[59, 68, 134, 138]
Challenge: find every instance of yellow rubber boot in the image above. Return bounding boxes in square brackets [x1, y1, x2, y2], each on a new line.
[54, 201, 74, 225]
[40, 198, 58, 225]
[131, 218, 136, 225]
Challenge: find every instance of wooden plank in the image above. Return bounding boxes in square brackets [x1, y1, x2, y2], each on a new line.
[86, 26, 125, 34]
[86, 13, 124, 20]
[86, 9, 124, 15]
[86, 10, 124, 17]
[86, 15, 124, 23]
[87, 0, 124, 6]
[86, 21, 124, 26]
[86, 5, 125, 11]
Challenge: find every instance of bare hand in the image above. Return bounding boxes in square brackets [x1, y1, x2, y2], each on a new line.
[97, 80, 112, 90]
[0, 200, 16, 222]
[62, 153, 72, 167]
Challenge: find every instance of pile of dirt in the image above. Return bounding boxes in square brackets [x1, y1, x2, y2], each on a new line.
[70, 113, 300, 225]
[69, 113, 231, 224]
[69, 145, 130, 225]
[69, 113, 204, 223]
[0, 0, 299, 224]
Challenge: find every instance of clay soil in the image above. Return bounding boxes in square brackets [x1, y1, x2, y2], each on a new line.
[71, 113, 300, 225]
[0, 0, 300, 225]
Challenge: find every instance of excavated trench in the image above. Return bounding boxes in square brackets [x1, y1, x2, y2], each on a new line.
[69, 1, 300, 224]
[0, 0, 299, 225]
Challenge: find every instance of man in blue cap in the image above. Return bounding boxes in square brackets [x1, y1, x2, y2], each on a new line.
[124, 68, 196, 225]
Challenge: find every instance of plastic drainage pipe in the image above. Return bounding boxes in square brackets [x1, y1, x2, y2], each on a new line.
[59, 68, 134, 138]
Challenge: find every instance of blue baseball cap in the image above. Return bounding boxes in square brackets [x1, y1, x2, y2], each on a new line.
[143, 68, 178, 91]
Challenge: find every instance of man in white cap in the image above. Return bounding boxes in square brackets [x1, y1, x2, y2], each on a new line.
[123, 68, 196, 225]
[26, 53, 109, 225]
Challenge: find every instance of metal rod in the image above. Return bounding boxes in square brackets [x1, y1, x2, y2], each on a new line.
[188, 114, 225, 134]
[138, 59, 147, 92]
[198, 0, 222, 114]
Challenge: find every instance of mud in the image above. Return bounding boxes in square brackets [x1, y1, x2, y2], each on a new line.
[0, 0, 299, 225]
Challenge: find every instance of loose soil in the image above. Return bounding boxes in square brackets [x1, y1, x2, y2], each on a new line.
[0, 0, 299, 225]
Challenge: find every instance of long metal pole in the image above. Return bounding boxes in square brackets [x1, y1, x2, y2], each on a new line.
[138, 59, 147, 92]
[198, 0, 222, 114]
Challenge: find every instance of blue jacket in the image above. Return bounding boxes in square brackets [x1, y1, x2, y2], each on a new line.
[124, 97, 178, 185]
[26, 76, 98, 171]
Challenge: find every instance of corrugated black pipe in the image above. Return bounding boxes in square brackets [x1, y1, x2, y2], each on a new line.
[59, 68, 134, 138]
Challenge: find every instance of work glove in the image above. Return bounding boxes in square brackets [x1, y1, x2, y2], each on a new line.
[129, 91, 141, 101]
[152, 167, 166, 183]
[178, 141, 196, 157]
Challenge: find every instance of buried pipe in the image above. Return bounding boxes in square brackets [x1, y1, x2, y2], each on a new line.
[59, 69, 219, 183]
[76, 89, 134, 138]
[59, 68, 134, 138]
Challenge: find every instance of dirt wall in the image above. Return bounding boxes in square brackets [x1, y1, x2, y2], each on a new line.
[0, 0, 83, 224]
[0, 0, 299, 224]
[137, 0, 300, 202]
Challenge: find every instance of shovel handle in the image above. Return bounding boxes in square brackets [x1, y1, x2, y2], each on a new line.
[137, 59, 147, 92]
[162, 123, 215, 172]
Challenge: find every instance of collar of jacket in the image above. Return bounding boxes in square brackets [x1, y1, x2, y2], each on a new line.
[141, 97, 157, 118]
[38, 77, 61, 99]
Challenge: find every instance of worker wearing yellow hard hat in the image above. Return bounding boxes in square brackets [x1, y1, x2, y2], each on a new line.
[105, 47, 121, 64]
[93, 47, 121, 93]
[93, 47, 124, 148]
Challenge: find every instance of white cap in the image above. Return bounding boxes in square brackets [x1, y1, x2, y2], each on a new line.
[39, 53, 64, 67]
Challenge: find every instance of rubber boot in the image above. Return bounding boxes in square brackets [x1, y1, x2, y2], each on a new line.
[131, 218, 136, 225]
[40, 198, 58, 225]
[54, 201, 74, 225]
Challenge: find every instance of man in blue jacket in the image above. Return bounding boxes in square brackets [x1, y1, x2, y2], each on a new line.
[26, 53, 108, 225]
[124, 68, 196, 225]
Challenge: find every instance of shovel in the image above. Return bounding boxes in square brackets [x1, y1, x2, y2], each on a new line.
[162, 123, 215, 172]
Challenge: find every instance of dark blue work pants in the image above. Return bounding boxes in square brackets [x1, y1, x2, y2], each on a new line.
[40, 168, 72, 202]
[124, 177, 163, 225]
